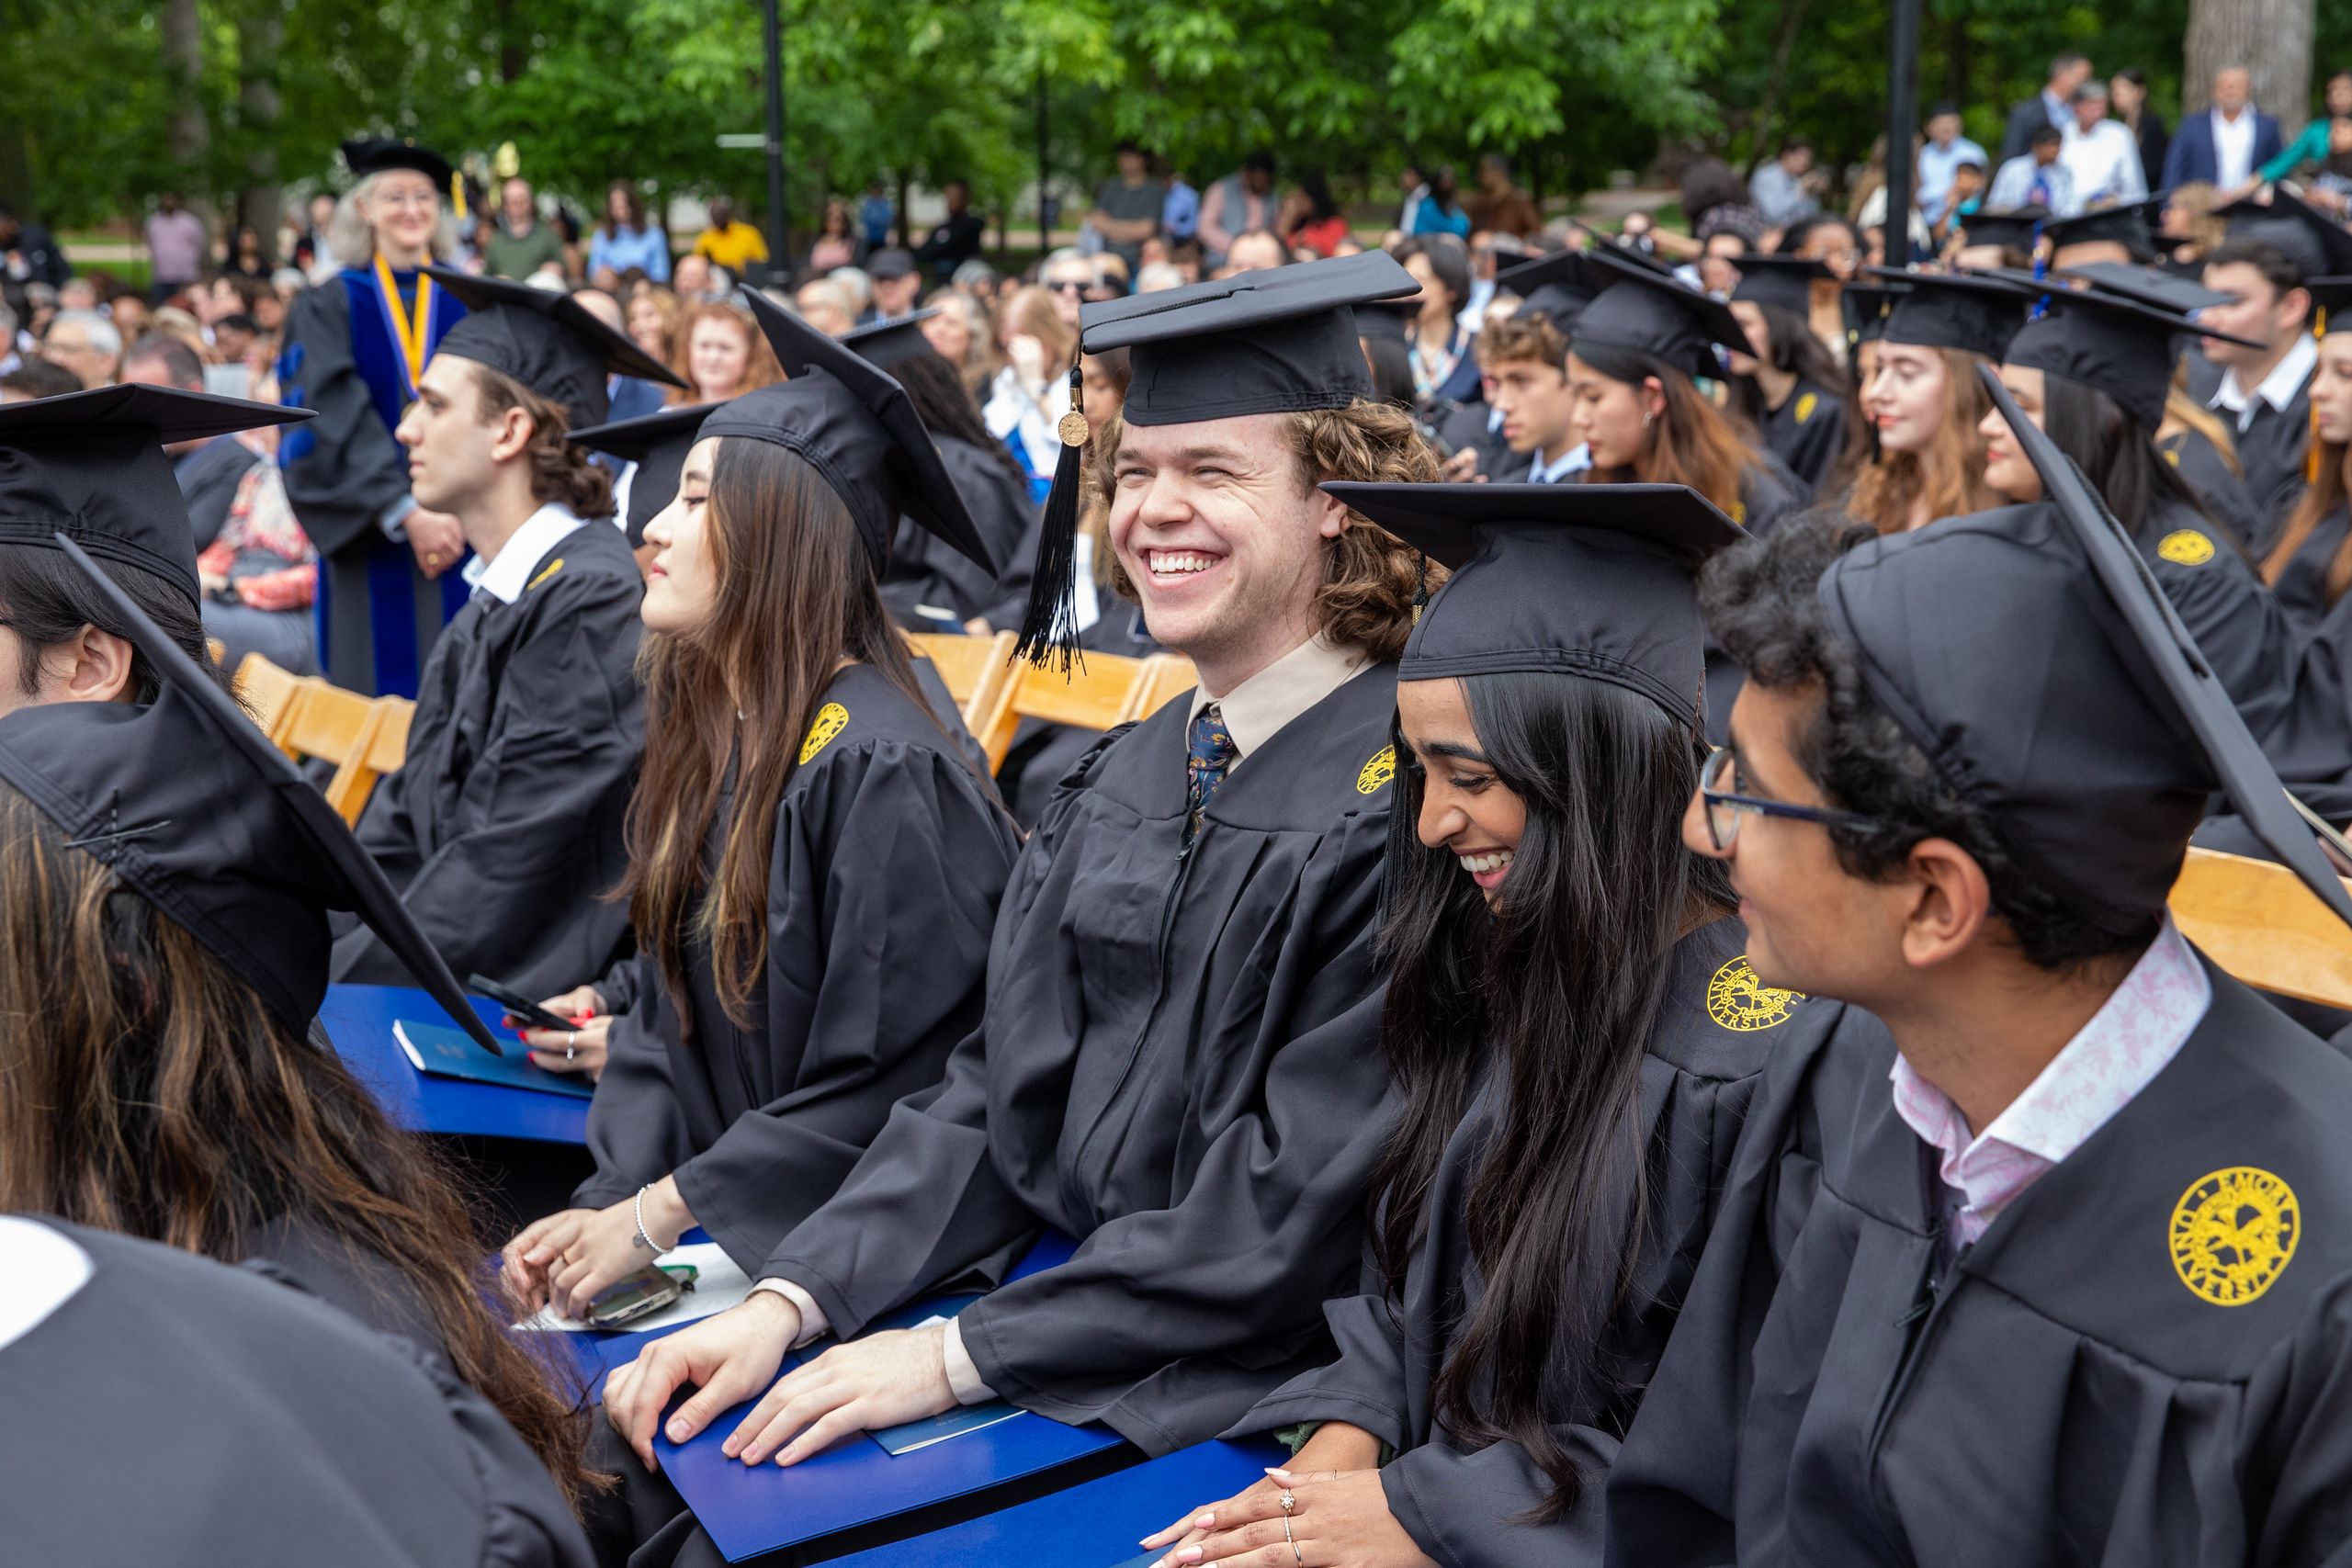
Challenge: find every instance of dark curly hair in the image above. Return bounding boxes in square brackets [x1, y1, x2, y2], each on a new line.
[1701, 513, 2150, 971]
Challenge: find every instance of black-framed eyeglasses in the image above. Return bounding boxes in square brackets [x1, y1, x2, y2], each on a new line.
[1044, 278, 1089, 295]
[1699, 747, 1880, 851]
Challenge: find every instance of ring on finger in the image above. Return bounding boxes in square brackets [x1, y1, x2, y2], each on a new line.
[1279, 1488, 1295, 1515]
[1283, 1513, 1303, 1568]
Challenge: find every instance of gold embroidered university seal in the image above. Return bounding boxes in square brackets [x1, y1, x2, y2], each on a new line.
[1705, 956, 1804, 1032]
[2170, 1167, 2299, 1306]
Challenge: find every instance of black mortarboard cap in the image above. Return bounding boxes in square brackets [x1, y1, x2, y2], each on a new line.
[340, 138, 455, 194]
[568, 401, 724, 547]
[1842, 281, 1905, 348]
[0, 384, 312, 608]
[1012, 252, 1417, 667]
[840, 307, 942, 371]
[718, 289, 993, 575]
[1331, 481, 1743, 730]
[2054, 260, 2238, 315]
[2041, 197, 2165, 263]
[0, 536, 504, 1052]
[1812, 369, 2352, 936]
[1493, 248, 1608, 333]
[1078, 249, 1416, 425]
[1991, 270, 2262, 430]
[2220, 187, 2352, 279]
[424, 268, 684, 430]
[1730, 254, 1837, 316]
[2305, 276, 2352, 336]
[1868, 266, 2036, 361]
[1354, 299, 1419, 346]
[1572, 248, 1749, 379]
[1957, 207, 2051, 255]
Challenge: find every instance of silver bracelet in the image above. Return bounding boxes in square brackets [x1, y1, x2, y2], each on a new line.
[633, 1185, 664, 1253]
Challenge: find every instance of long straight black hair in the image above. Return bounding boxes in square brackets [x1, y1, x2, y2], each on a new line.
[1373, 669, 1733, 1520]
[2036, 370, 2235, 547]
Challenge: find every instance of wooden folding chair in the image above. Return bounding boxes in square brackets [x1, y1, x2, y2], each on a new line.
[323, 695, 416, 827]
[273, 681, 378, 786]
[232, 654, 310, 753]
[975, 652, 1150, 774]
[906, 629, 1019, 732]
[1119, 654, 1199, 724]
[2168, 846, 2352, 1010]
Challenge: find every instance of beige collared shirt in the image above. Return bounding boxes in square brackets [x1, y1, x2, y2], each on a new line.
[1185, 633, 1373, 767]
[755, 631, 1373, 1403]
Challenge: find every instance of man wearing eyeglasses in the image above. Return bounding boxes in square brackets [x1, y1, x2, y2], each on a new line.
[1605, 507, 2352, 1564]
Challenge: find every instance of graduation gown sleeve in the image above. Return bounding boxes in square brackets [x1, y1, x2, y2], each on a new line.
[335, 528, 645, 999]
[1762, 382, 1847, 497]
[575, 712, 1020, 1273]
[277, 279, 409, 558]
[881, 435, 1037, 629]
[2139, 505, 2297, 744]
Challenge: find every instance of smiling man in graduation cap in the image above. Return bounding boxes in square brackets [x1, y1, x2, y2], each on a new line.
[600, 251, 1449, 1497]
[0, 382, 311, 714]
[332, 270, 684, 1005]
[1604, 377, 2352, 1566]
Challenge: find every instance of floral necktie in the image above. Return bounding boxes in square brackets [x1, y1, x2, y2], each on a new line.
[1185, 703, 1238, 844]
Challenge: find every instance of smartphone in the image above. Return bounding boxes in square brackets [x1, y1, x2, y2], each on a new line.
[586, 1264, 695, 1329]
[468, 973, 576, 1033]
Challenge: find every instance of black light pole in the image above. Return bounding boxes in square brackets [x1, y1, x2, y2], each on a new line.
[1035, 65, 1050, 254]
[1885, 0, 1921, 269]
[763, 0, 788, 264]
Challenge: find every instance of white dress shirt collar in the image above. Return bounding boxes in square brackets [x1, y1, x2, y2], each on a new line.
[2213, 333, 2317, 430]
[460, 502, 587, 604]
[1528, 444, 1593, 484]
[1186, 632, 1369, 763]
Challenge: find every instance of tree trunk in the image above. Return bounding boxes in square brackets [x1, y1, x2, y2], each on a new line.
[1744, 0, 1819, 174]
[237, 0, 285, 266]
[160, 0, 209, 184]
[895, 170, 911, 251]
[2185, 0, 2313, 132]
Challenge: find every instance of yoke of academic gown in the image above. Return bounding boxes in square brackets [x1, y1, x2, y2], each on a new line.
[760, 660, 1407, 1455]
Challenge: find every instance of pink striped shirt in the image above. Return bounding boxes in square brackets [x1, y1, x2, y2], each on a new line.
[1890, 917, 2211, 1247]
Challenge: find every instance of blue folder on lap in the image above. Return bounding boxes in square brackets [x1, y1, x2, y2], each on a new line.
[820, 1439, 1290, 1568]
[321, 984, 592, 1144]
[659, 1230, 1136, 1562]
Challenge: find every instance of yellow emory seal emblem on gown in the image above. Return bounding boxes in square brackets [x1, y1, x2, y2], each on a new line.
[798, 703, 850, 765]
[2156, 530, 2215, 567]
[1705, 956, 1804, 1031]
[2170, 1167, 2299, 1305]
[1356, 745, 1396, 795]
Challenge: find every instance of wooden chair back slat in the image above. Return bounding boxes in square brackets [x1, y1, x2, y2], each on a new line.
[977, 653, 1151, 773]
[2169, 846, 2352, 1010]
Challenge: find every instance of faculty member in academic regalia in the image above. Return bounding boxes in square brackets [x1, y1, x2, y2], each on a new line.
[0, 531, 594, 1507]
[597, 255, 1442, 1531]
[0, 1220, 592, 1567]
[331, 270, 684, 1003]
[1144, 484, 1876, 1568]
[1977, 275, 2298, 741]
[277, 140, 472, 696]
[500, 295, 1020, 1317]
[1604, 393, 2352, 1566]
[1725, 254, 1849, 495]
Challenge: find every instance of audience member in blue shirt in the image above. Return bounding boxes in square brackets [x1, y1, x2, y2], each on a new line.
[859, 183, 896, 251]
[588, 182, 670, 283]
[1917, 104, 1991, 223]
[1162, 175, 1199, 241]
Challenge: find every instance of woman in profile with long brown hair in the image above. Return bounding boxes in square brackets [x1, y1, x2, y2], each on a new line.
[501, 294, 1020, 1321]
[2263, 284, 2352, 634]
[0, 529, 591, 1518]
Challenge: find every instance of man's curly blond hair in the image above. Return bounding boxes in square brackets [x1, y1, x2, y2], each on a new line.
[1080, 400, 1443, 664]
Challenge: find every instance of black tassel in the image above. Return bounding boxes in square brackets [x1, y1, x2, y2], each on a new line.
[1410, 551, 1429, 625]
[1013, 358, 1090, 671]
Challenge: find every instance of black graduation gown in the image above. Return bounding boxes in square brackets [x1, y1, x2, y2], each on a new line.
[1234, 920, 1867, 1565]
[1604, 957, 2352, 1567]
[998, 603, 1172, 828]
[573, 664, 1020, 1273]
[334, 517, 645, 1001]
[2135, 499, 2298, 745]
[0, 1219, 591, 1567]
[2159, 427, 2265, 551]
[880, 434, 1037, 631]
[2269, 502, 2350, 638]
[277, 276, 467, 697]
[1758, 378, 1847, 497]
[2185, 356, 2313, 554]
[761, 661, 1403, 1454]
